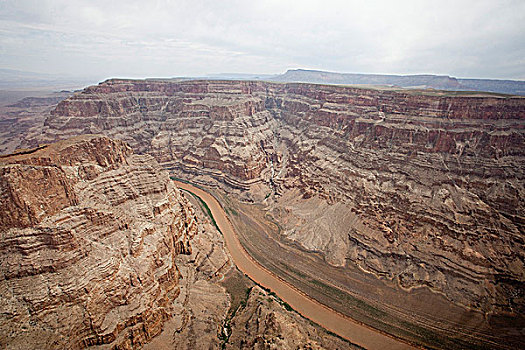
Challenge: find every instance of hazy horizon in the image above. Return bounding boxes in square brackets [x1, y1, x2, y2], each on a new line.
[1, 1, 524, 81]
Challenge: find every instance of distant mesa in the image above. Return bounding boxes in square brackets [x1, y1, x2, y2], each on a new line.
[270, 69, 525, 95]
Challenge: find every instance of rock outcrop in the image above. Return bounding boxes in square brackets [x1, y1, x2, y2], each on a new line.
[144, 191, 233, 350]
[39, 79, 525, 316]
[227, 286, 357, 350]
[0, 135, 198, 349]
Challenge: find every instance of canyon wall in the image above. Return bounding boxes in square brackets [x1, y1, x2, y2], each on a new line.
[226, 286, 356, 349]
[0, 93, 70, 154]
[40, 80, 525, 315]
[0, 135, 198, 349]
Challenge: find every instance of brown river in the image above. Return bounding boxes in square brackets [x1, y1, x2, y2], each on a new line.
[175, 181, 415, 350]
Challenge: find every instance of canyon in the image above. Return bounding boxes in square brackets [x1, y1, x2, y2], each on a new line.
[40, 79, 524, 311]
[174, 180, 410, 350]
[0, 134, 360, 349]
[1, 78, 524, 349]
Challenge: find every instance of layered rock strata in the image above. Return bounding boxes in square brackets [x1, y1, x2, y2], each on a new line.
[0, 93, 69, 154]
[143, 188, 358, 350]
[39, 79, 525, 315]
[144, 190, 233, 350]
[227, 286, 357, 350]
[0, 135, 198, 349]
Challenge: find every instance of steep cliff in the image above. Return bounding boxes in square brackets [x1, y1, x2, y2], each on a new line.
[226, 286, 357, 350]
[40, 79, 525, 317]
[0, 135, 198, 349]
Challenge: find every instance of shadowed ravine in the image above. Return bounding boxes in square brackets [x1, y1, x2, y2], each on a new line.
[174, 180, 415, 350]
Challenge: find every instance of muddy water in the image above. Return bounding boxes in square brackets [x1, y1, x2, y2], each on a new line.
[175, 181, 415, 350]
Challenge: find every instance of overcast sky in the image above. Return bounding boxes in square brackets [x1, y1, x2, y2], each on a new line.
[1, 0, 524, 80]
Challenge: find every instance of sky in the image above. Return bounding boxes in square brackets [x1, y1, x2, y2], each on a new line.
[0, 0, 524, 81]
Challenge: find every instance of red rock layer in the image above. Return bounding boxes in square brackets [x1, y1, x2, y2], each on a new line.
[0, 135, 198, 349]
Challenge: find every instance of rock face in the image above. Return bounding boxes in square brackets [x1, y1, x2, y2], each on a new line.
[0, 135, 198, 349]
[39, 79, 525, 316]
[144, 192, 233, 350]
[0, 93, 70, 154]
[227, 286, 357, 350]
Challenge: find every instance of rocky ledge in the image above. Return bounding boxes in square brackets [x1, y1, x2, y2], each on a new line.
[0, 135, 198, 349]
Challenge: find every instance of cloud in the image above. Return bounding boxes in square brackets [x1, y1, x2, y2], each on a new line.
[0, 0, 524, 79]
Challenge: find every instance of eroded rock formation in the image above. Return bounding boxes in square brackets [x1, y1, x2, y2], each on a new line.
[0, 135, 198, 349]
[227, 286, 356, 350]
[0, 93, 69, 154]
[39, 79, 525, 316]
[143, 186, 357, 350]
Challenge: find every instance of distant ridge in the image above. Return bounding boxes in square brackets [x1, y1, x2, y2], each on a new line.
[270, 69, 525, 96]
[0, 68, 99, 90]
